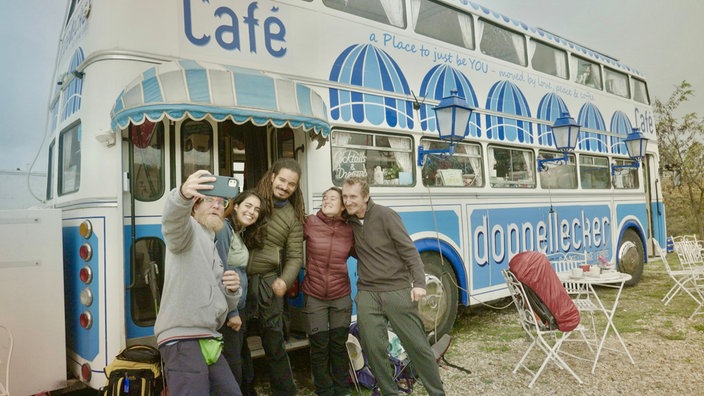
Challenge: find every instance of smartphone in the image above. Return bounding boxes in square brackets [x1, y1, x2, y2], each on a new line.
[201, 175, 240, 199]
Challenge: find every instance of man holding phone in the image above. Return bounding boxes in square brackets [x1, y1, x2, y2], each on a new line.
[155, 170, 243, 395]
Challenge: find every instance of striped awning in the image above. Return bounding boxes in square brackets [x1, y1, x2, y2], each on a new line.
[111, 59, 330, 138]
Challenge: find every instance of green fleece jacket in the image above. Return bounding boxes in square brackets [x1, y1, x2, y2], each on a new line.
[247, 201, 303, 288]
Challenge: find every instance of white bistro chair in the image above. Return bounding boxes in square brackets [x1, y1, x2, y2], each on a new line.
[501, 269, 582, 388]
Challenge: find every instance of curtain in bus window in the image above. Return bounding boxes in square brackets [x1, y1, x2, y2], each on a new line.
[577, 103, 607, 153]
[418, 64, 481, 137]
[609, 111, 633, 156]
[387, 137, 412, 183]
[485, 80, 533, 143]
[379, 0, 404, 27]
[411, 0, 474, 49]
[477, 20, 526, 66]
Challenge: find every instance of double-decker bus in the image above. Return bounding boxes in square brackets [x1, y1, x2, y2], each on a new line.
[42, 0, 664, 388]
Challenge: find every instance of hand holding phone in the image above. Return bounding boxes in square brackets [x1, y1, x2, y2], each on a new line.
[201, 175, 240, 199]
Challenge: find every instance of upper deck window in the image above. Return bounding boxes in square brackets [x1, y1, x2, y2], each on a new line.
[323, 0, 406, 28]
[604, 67, 630, 98]
[573, 56, 602, 89]
[530, 40, 568, 79]
[478, 20, 527, 66]
[632, 78, 650, 104]
[413, 0, 474, 50]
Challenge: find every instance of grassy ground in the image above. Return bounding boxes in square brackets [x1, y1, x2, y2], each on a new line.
[254, 253, 704, 395]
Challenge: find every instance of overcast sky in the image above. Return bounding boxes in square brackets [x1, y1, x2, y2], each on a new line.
[0, 0, 701, 172]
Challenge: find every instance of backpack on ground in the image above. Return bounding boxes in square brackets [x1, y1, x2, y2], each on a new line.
[99, 344, 164, 396]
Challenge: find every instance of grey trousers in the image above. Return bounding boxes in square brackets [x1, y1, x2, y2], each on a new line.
[356, 288, 445, 396]
[159, 339, 242, 396]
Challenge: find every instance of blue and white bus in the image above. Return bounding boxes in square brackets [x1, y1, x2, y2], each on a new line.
[42, 0, 664, 388]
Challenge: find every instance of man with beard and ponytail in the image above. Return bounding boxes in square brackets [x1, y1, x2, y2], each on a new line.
[155, 170, 243, 396]
[246, 158, 305, 395]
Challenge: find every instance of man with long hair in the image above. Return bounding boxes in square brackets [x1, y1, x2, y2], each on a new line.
[246, 158, 305, 395]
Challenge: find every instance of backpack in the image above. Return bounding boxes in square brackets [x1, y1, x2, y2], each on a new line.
[100, 345, 164, 396]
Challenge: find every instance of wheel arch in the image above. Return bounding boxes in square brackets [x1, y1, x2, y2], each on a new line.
[414, 238, 468, 305]
[617, 219, 648, 263]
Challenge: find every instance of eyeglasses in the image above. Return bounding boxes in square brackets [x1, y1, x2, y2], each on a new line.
[197, 197, 229, 209]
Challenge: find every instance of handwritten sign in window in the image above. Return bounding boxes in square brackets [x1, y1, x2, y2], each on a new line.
[332, 149, 368, 184]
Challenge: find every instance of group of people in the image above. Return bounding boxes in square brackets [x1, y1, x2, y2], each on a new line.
[154, 158, 446, 395]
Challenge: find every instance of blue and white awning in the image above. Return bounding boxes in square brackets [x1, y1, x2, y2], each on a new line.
[485, 80, 533, 143]
[419, 64, 481, 138]
[536, 93, 569, 147]
[111, 59, 330, 138]
[609, 111, 633, 156]
[577, 102, 607, 153]
[328, 44, 414, 129]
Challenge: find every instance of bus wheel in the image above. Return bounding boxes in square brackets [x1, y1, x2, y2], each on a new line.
[617, 229, 644, 286]
[418, 252, 459, 338]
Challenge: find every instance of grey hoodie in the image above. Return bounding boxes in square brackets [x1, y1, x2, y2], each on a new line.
[154, 188, 240, 345]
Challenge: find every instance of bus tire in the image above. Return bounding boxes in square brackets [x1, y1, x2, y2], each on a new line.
[617, 229, 644, 286]
[418, 251, 459, 337]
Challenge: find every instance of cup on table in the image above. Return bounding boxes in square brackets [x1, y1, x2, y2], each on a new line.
[589, 265, 601, 275]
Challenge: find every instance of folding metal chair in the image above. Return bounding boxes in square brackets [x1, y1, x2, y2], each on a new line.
[502, 269, 582, 388]
[656, 240, 704, 318]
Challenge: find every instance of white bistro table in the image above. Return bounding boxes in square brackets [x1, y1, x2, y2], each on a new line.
[556, 271, 636, 373]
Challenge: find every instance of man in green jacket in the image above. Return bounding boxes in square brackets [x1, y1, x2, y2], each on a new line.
[246, 158, 305, 395]
[342, 176, 445, 396]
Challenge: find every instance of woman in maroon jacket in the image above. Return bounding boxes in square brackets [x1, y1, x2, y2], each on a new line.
[302, 186, 354, 396]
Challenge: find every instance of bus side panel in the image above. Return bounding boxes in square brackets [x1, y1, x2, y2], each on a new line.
[0, 209, 66, 395]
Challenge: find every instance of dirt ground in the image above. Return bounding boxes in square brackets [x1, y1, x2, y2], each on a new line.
[254, 255, 704, 395]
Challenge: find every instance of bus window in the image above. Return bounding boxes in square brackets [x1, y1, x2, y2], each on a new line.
[421, 139, 483, 187]
[612, 159, 640, 189]
[331, 130, 413, 187]
[130, 121, 164, 201]
[130, 237, 165, 327]
[530, 40, 568, 79]
[414, 0, 474, 50]
[323, 0, 406, 28]
[604, 67, 630, 98]
[579, 155, 611, 189]
[488, 146, 535, 188]
[632, 78, 650, 104]
[478, 19, 526, 66]
[538, 151, 577, 189]
[58, 123, 81, 195]
[47, 140, 55, 200]
[573, 56, 602, 89]
[181, 120, 213, 182]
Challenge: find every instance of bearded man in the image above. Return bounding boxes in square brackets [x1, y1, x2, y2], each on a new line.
[155, 170, 243, 396]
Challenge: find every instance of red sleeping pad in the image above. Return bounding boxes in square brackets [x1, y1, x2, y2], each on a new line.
[508, 251, 580, 332]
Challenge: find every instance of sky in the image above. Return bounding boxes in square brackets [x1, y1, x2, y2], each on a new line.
[0, 0, 702, 172]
